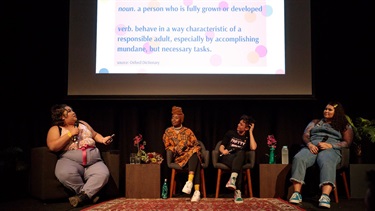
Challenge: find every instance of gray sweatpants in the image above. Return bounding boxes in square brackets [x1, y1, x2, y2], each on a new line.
[55, 148, 110, 198]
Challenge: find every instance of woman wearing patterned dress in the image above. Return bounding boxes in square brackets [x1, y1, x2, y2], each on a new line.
[163, 106, 202, 202]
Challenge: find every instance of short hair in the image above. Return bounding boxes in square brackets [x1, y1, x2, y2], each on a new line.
[240, 114, 255, 127]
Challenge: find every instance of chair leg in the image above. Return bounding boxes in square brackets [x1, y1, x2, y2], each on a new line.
[245, 169, 253, 198]
[243, 170, 248, 196]
[170, 169, 176, 198]
[173, 177, 176, 195]
[200, 169, 207, 198]
[341, 171, 350, 200]
[334, 180, 339, 203]
[333, 171, 351, 203]
[215, 169, 222, 198]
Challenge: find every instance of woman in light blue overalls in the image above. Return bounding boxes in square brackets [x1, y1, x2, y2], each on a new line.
[289, 101, 353, 209]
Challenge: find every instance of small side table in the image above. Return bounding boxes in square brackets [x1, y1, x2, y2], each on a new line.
[350, 164, 375, 198]
[259, 164, 293, 199]
[126, 164, 160, 198]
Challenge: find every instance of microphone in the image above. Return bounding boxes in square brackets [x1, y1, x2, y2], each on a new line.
[220, 149, 234, 157]
[73, 121, 79, 142]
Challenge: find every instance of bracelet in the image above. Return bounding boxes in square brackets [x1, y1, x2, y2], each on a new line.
[306, 142, 312, 146]
[67, 131, 72, 138]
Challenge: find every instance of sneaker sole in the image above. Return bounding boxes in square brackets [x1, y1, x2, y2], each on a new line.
[234, 199, 243, 204]
[191, 192, 200, 202]
[226, 185, 236, 190]
[319, 203, 330, 208]
[182, 189, 192, 194]
[289, 199, 302, 204]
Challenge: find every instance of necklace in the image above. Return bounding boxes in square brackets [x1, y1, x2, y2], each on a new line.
[173, 125, 183, 130]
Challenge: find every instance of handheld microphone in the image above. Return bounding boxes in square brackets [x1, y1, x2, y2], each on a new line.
[73, 121, 79, 142]
[220, 149, 234, 157]
[106, 134, 115, 144]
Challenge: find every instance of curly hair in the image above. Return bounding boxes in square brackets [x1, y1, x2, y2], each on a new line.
[50, 104, 68, 126]
[328, 101, 349, 132]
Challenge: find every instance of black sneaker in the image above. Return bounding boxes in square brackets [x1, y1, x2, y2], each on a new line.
[69, 192, 90, 207]
[69, 195, 81, 207]
[92, 196, 100, 204]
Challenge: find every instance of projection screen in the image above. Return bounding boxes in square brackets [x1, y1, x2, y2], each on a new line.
[68, 0, 312, 99]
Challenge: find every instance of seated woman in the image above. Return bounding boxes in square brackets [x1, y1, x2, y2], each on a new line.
[289, 101, 353, 209]
[219, 114, 257, 203]
[162, 106, 202, 202]
[46, 104, 114, 207]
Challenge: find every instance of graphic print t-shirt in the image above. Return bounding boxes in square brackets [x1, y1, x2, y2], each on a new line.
[222, 130, 249, 152]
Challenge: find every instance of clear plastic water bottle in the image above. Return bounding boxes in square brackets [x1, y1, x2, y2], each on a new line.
[161, 178, 168, 199]
[281, 146, 289, 164]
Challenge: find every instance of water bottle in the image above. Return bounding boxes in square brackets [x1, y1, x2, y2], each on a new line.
[281, 146, 289, 164]
[161, 178, 168, 199]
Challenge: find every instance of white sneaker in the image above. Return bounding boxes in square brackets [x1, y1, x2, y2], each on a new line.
[226, 177, 236, 190]
[182, 181, 193, 194]
[318, 194, 331, 208]
[289, 192, 302, 204]
[234, 190, 243, 203]
[191, 190, 201, 202]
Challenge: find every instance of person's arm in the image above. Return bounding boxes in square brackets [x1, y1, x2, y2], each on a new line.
[318, 124, 353, 150]
[163, 129, 176, 152]
[219, 144, 230, 155]
[304, 119, 319, 154]
[186, 129, 198, 147]
[219, 132, 231, 155]
[303, 119, 319, 145]
[80, 120, 112, 145]
[332, 124, 354, 149]
[249, 123, 257, 150]
[46, 125, 75, 152]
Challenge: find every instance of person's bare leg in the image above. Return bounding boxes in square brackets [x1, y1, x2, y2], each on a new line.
[293, 181, 302, 192]
[289, 181, 303, 204]
[319, 184, 332, 208]
[321, 184, 332, 195]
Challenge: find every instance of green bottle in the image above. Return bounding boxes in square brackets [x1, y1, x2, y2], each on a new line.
[161, 178, 168, 199]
